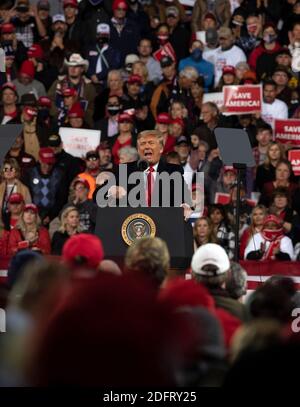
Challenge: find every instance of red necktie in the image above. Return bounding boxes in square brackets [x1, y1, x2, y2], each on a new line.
[147, 165, 155, 206]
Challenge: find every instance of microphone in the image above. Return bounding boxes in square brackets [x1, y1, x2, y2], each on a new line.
[137, 159, 149, 171]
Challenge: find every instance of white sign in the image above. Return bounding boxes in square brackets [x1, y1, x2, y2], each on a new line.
[196, 31, 206, 45]
[202, 92, 231, 116]
[202, 92, 223, 110]
[59, 127, 101, 158]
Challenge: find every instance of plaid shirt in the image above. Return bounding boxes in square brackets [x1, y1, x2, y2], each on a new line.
[216, 223, 235, 260]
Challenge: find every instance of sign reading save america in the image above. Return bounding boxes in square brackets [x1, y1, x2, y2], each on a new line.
[275, 119, 300, 146]
[223, 85, 262, 114]
[288, 150, 300, 175]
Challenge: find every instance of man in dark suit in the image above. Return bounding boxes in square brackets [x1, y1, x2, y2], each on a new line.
[94, 130, 192, 213]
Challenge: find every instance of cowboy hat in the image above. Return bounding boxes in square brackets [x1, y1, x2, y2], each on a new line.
[64, 53, 89, 71]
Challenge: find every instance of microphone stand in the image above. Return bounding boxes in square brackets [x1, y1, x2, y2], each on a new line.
[233, 163, 247, 263]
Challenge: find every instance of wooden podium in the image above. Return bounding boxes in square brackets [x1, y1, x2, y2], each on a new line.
[95, 207, 194, 269]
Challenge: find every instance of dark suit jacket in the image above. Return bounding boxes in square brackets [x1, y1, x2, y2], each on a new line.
[94, 159, 192, 207]
[94, 117, 109, 141]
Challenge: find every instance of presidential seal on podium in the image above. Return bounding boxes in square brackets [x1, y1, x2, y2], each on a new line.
[121, 213, 156, 246]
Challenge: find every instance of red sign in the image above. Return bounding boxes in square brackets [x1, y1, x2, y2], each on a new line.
[223, 85, 262, 114]
[153, 43, 176, 63]
[215, 193, 231, 205]
[275, 119, 300, 146]
[288, 150, 300, 175]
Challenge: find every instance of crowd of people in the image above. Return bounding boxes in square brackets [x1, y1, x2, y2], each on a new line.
[1, 0, 300, 388]
[0, 0, 300, 260]
[1, 234, 300, 386]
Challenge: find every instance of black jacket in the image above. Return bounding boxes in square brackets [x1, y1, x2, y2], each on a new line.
[54, 150, 85, 188]
[94, 158, 192, 207]
[51, 231, 70, 255]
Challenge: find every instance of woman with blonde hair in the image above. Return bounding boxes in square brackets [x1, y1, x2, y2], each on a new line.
[240, 205, 267, 259]
[193, 216, 218, 250]
[0, 158, 31, 227]
[51, 206, 83, 255]
[132, 60, 155, 102]
[7, 204, 51, 256]
[255, 142, 286, 192]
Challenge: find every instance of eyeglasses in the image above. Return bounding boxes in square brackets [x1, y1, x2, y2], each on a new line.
[116, 7, 126, 11]
[4, 167, 15, 172]
[87, 157, 98, 161]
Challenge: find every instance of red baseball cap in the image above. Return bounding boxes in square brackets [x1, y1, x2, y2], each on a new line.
[24, 203, 38, 214]
[62, 233, 104, 269]
[118, 112, 133, 123]
[222, 65, 236, 75]
[204, 12, 217, 21]
[263, 214, 283, 227]
[23, 106, 38, 120]
[8, 193, 24, 204]
[112, 0, 128, 11]
[156, 113, 171, 124]
[127, 74, 142, 85]
[1, 23, 15, 34]
[39, 147, 56, 164]
[27, 44, 44, 59]
[62, 87, 77, 97]
[19, 60, 35, 79]
[2, 82, 17, 94]
[68, 102, 84, 118]
[63, 0, 78, 8]
[38, 96, 52, 109]
[172, 118, 185, 128]
[74, 178, 90, 190]
[223, 166, 237, 174]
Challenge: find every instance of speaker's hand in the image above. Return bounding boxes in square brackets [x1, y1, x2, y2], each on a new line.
[108, 186, 127, 199]
[180, 203, 193, 221]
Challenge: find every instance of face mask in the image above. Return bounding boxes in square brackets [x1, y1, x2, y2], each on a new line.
[157, 34, 169, 44]
[263, 34, 277, 44]
[107, 105, 121, 115]
[191, 48, 202, 61]
[98, 37, 109, 46]
[262, 228, 283, 242]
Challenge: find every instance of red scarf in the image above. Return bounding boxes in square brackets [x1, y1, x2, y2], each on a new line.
[261, 228, 284, 260]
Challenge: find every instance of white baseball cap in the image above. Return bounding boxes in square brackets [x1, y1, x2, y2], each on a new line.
[97, 23, 110, 35]
[52, 14, 66, 24]
[191, 244, 230, 276]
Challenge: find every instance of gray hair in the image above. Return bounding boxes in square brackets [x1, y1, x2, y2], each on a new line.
[179, 66, 199, 81]
[118, 146, 139, 162]
[226, 261, 248, 299]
